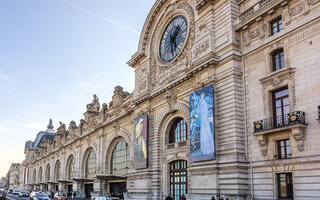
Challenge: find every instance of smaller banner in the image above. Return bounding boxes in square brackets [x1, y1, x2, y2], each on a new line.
[189, 85, 215, 162]
[134, 114, 148, 169]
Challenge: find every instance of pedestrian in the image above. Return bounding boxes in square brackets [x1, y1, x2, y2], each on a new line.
[51, 191, 54, 199]
[180, 194, 186, 200]
[73, 191, 76, 199]
[211, 196, 216, 200]
[219, 196, 224, 200]
[165, 194, 173, 200]
[226, 198, 230, 200]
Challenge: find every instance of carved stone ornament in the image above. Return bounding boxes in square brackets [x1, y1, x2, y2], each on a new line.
[86, 94, 100, 112]
[108, 86, 130, 116]
[308, 0, 320, 5]
[258, 135, 268, 156]
[68, 121, 78, 135]
[57, 121, 68, 135]
[292, 127, 305, 152]
[166, 89, 178, 112]
[289, 3, 303, 16]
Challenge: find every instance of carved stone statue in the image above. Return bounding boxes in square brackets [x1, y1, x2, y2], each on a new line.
[57, 121, 68, 135]
[86, 94, 100, 112]
[108, 86, 130, 116]
[68, 120, 78, 135]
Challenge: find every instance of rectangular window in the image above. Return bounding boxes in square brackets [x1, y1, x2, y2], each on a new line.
[271, 17, 283, 35]
[273, 88, 289, 127]
[277, 139, 291, 159]
[277, 173, 293, 199]
[272, 49, 285, 71]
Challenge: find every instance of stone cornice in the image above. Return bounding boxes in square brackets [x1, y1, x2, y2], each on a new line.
[195, 0, 213, 12]
[127, 51, 146, 68]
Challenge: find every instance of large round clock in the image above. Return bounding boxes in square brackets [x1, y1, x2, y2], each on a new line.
[159, 15, 188, 63]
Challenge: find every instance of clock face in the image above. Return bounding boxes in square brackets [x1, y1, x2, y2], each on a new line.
[159, 15, 188, 63]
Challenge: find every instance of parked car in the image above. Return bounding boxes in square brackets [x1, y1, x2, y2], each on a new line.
[54, 193, 68, 200]
[7, 189, 13, 195]
[0, 190, 6, 200]
[29, 192, 49, 200]
[12, 190, 21, 195]
[19, 191, 29, 197]
[94, 197, 120, 200]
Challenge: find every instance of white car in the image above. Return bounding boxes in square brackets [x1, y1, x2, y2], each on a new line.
[13, 190, 21, 195]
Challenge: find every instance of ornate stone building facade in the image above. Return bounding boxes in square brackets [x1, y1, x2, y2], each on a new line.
[19, 0, 320, 200]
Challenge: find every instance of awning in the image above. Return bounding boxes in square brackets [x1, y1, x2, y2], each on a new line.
[57, 179, 73, 183]
[96, 174, 127, 181]
[72, 177, 94, 182]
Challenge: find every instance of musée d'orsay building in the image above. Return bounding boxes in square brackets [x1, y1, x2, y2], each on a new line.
[19, 0, 320, 199]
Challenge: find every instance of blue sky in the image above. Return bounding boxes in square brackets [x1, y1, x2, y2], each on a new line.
[0, 0, 155, 177]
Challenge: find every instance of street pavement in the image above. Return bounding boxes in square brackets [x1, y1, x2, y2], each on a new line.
[6, 194, 29, 200]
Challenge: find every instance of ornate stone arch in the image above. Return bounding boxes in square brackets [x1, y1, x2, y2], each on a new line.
[45, 163, 51, 182]
[54, 159, 62, 181]
[103, 130, 133, 175]
[38, 166, 43, 183]
[80, 146, 98, 178]
[66, 154, 76, 180]
[155, 101, 190, 138]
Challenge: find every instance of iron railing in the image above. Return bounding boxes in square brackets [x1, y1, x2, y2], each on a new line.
[254, 111, 306, 133]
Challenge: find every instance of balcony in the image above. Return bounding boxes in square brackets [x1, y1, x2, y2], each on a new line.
[254, 111, 306, 134]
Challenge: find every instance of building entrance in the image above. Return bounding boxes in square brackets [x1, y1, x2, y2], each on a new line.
[85, 184, 94, 198]
[67, 185, 73, 193]
[110, 182, 126, 194]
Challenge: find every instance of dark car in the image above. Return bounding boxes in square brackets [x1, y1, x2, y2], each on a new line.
[30, 192, 49, 200]
[0, 190, 6, 200]
[19, 191, 29, 197]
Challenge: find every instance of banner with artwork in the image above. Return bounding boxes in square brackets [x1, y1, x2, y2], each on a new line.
[134, 114, 148, 169]
[189, 85, 215, 162]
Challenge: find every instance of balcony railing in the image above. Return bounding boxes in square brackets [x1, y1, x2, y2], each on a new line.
[254, 111, 306, 133]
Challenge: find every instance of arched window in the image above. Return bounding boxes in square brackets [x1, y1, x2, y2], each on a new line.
[39, 167, 42, 183]
[110, 141, 130, 176]
[85, 150, 96, 178]
[46, 165, 50, 182]
[170, 160, 187, 200]
[169, 118, 187, 143]
[55, 161, 61, 180]
[68, 157, 76, 180]
[33, 169, 36, 183]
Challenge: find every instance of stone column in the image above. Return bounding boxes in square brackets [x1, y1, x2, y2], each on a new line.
[73, 181, 85, 198]
[58, 182, 66, 193]
[92, 179, 105, 198]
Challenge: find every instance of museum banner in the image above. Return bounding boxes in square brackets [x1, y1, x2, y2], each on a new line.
[189, 85, 215, 162]
[134, 114, 148, 169]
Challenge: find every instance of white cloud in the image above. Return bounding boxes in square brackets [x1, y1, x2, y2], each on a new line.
[19, 122, 44, 130]
[0, 73, 9, 80]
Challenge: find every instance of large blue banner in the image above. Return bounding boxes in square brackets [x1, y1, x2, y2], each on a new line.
[189, 85, 215, 162]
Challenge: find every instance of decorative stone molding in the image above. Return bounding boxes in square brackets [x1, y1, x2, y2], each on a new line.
[165, 89, 178, 113]
[257, 135, 269, 156]
[195, 0, 212, 12]
[292, 127, 305, 152]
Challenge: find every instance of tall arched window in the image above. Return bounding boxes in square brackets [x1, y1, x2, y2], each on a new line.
[46, 165, 50, 182]
[110, 141, 130, 176]
[55, 161, 61, 180]
[39, 167, 42, 183]
[33, 169, 36, 183]
[85, 150, 96, 178]
[169, 118, 187, 143]
[170, 160, 187, 200]
[68, 157, 76, 180]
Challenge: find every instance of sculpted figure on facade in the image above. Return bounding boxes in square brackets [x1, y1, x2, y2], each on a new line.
[57, 121, 68, 136]
[108, 86, 130, 116]
[86, 94, 100, 112]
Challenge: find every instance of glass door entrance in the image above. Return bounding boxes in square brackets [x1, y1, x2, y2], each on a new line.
[85, 184, 94, 198]
[110, 182, 126, 194]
